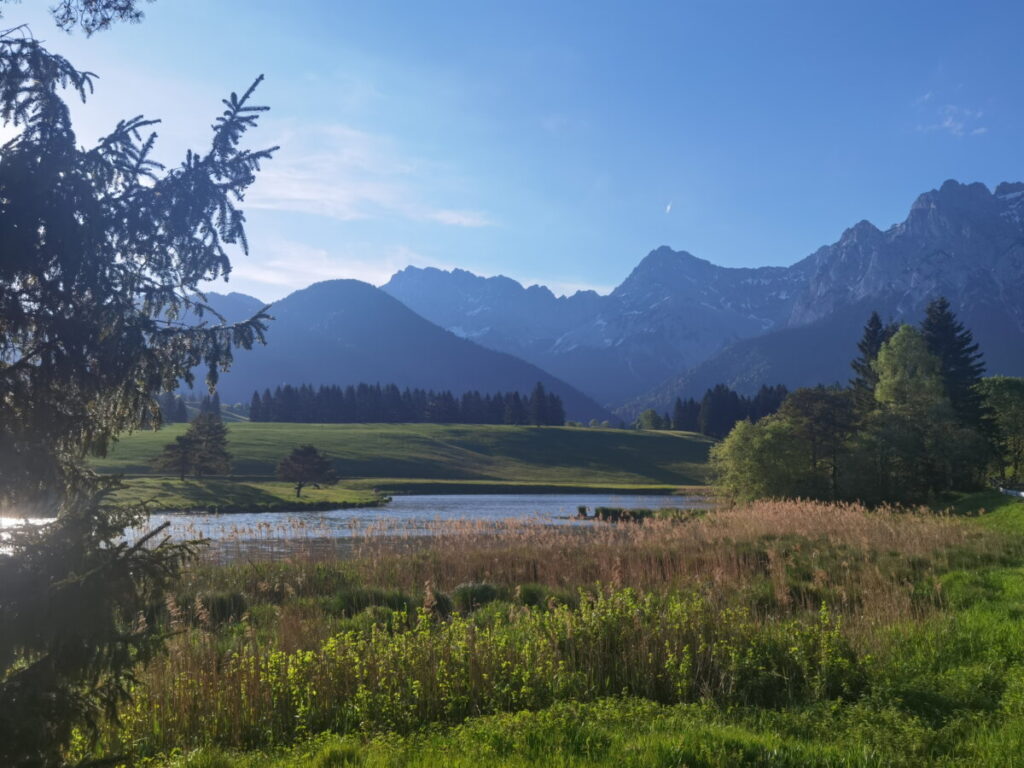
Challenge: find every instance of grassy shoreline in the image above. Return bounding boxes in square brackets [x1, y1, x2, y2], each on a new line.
[108, 477, 388, 514]
[73, 492, 1024, 766]
[98, 422, 713, 511]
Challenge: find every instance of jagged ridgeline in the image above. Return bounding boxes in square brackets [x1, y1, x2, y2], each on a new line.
[383, 180, 1024, 414]
[248, 382, 567, 426]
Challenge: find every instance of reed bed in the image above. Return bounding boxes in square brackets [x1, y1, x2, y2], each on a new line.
[93, 499, 1017, 758]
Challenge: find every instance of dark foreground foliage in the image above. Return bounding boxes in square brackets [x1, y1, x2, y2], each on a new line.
[0, 27, 272, 766]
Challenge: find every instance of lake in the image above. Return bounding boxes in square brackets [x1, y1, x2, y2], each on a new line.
[145, 492, 707, 539]
[1, 493, 709, 558]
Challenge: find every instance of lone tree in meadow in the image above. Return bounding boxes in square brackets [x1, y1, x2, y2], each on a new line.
[188, 413, 232, 477]
[151, 435, 196, 480]
[277, 445, 338, 497]
[151, 413, 231, 480]
[0, 14, 274, 763]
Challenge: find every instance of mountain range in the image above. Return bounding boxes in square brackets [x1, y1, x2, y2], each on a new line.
[384, 180, 1024, 416]
[198, 280, 612, 422]
[199, 179, 1023, 422]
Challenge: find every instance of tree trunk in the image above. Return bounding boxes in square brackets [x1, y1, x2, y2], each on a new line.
[295, 483, 302, 498]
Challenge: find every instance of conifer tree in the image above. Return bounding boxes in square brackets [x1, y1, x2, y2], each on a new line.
[850, 311, 897, 410]
[671, 397, 686, 430]
[188, 413, 232, 477]
[920, 297, 986, 428]
[150, 435, 196, 480]
[0, 28, 272, 763]
[173, 396, 188, 423]
[699, 384, 744, 438]
[529, 382, 549, 426]
[0, 0, 155, 35]
[505, 393, 528, 425]
[546, 391, 566, 426]
[249, 391, 263, 422]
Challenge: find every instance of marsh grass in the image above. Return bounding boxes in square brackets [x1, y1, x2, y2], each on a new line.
[83, 497, 1024, 763]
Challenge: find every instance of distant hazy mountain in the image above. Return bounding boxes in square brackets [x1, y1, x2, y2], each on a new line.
[384, 251, 809, 405]
[195, 291, 266, 324]
[384, 180, 1024, 411]
[197, 280, 612, 422]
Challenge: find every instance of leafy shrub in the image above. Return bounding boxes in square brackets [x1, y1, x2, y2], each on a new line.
[202, 592, 248, 626]
[324, 587, 416, 618]
[452, 582, 504, 612]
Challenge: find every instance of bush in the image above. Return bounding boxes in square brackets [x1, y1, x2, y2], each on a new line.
[324, 587, 416, 618]
[452, 582, 504, 612]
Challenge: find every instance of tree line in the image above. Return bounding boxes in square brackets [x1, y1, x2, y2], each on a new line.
[636, 384, 789, 437]
[713, 297, 1024, 505]
[247, 381, 567, 426]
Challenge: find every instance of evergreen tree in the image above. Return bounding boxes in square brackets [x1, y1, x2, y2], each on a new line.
[749, 384, 789, 422]
[173, 396, 188, 423]
[921, 296, 986, 428]
[277, 445, 337, 497]
[186, 413, 232, 477]
[671, 397, 701, 432]
[529, 382, 549, 426]
[0, 30, 272, 762]
[699, 384, 744, 438]
[249, 391, 263, 422]
[0, 0, 155, 34]
[850, 311, 897, 410]
[977, 377, 1024, 484]
[150, 435, 196, 480]
[505, 393, 528, 425]
[546, 392, 566, 426]
[868, 325, 986, 499]
[671, 398, 686, 430]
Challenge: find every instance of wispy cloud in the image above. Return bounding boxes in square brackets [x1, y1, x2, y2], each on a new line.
[223, 238, 454, 300]
[247, 122, 494, 227]
[916, 103, 988, 138]
[427, 209, 493, 227]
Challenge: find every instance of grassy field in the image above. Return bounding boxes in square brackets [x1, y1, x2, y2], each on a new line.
[94, 423, 713, 507]
[108, 478, 383, 513]
[75, 492, 1024, 766]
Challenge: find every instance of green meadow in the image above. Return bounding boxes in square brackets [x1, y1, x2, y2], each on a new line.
[94, 423, 713, 510]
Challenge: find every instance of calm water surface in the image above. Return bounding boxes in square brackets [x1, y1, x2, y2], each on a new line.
[146, 493, 707, 541]
[1, 494, 710, 559]
[3, 493, 707, 541]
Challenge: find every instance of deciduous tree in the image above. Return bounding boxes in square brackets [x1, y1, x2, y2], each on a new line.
[277, 445, 338, 498]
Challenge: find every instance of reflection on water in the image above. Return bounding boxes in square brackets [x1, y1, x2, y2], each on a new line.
[2, 493, 709, 559]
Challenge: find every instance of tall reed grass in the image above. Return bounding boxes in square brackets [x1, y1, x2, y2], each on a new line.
[94, 499, 1016, 757]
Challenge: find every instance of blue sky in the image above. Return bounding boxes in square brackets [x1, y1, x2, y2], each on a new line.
[8, 1, 1024, 299]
